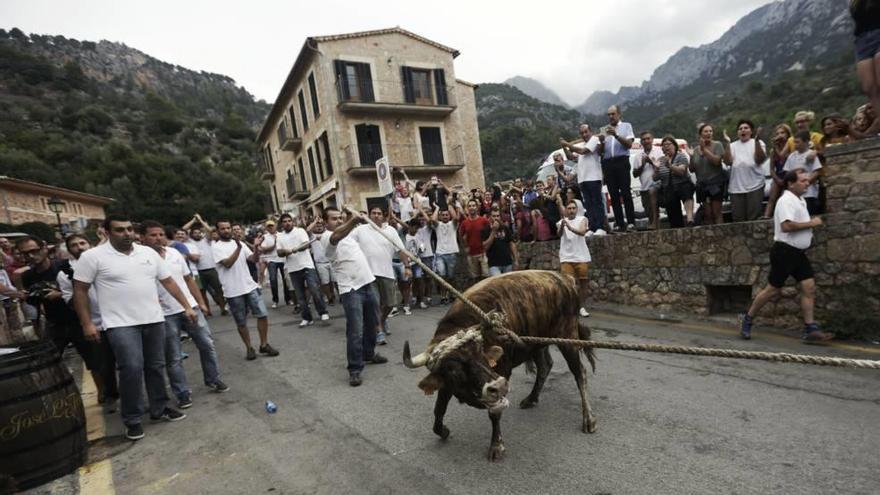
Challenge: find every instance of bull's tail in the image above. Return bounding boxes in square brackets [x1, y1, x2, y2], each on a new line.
[578, 323, 597, 373]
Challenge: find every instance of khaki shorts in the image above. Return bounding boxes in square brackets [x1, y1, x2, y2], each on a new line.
[372, 276, 398, 308]
[560, 262, 589, 280]
[467, 254, 489, 279]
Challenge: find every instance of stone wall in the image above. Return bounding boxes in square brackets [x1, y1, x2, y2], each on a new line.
[453, 138, 880, 338]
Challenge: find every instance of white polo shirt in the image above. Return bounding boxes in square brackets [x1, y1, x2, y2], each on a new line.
[58, 259, 102, 329]
[576, 136, 603, 183]
[783, 150, 822, 199]
[277, 227, 314, 272]
[183, 240, 200, 275]
[193, 237, 215, 271]
[211, 239, 259, 298]
[157, 247, 197, 316]
[353, 224, 402, 280]
[73, 243, 170, 329]
[556, 216, 592, 263]
[321, 230, 375, 294]
[774, 190, 812, 250]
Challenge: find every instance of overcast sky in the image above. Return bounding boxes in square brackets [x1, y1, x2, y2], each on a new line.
[2, 0, 775, 106]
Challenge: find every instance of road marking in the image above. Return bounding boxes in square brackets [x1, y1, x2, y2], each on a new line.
[77, 366, 116, 495]
[590, 311, 880, 356]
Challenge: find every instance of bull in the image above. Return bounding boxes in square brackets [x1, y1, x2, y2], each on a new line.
[403, 270, 598, 461]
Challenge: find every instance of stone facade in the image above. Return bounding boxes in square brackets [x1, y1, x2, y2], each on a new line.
[0, 176, 112, 232]
[256, 28, 485, 217]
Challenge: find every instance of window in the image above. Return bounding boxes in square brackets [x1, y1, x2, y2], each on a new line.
[308, 72, 320, 118]
[401, 67, 448, 105]
[287, 106, 299, 138]
[307, 147, 318, 187]
[419, 127, 444, 165]
[297, 157, 307, 191]
[319, 132, 333, 178]
[286, 169, 295, 196]
[298, 90, 309, 132]
[276, 123, 288, 144]
[314, 142, 325, 182]
[333, 60, 374, 102]
[272, 186, 280, 212]
[354, 124, 383, 167]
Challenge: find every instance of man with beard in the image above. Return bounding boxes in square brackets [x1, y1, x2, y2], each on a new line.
[183, 214, 227, 317]
[259, 219, 293, 309]
[276, 213, 328, 327]
[212, 220, 279, 360]
[73, 216, 195, 441]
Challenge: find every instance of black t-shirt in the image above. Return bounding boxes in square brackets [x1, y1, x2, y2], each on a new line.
[480, 224, 514, 267]
[427, 185, 449, 210]
[852, 0, 880, 36]
[22, 260, 79, 325]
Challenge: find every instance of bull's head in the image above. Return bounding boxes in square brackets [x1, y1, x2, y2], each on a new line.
[403, 328, 509, 413]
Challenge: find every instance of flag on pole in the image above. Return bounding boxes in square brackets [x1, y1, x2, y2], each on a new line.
[376, 156, 393, 196]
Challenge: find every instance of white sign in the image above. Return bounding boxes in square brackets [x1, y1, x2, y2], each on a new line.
[376, 157, 393, 196]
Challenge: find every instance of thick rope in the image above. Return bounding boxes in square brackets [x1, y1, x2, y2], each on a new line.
[516, 336, 880, 370]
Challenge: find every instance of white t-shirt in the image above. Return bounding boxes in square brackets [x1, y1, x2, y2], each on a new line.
[321, 230, 375, 294]
[774, 190, 812, 250]
[556, 216, 592, 263]
[397, 196, 415, 222]
[783, 150, 822, 199]
[310, 232, 329, 263]
[73, 243, 171, 329]
[277, 228, 314, 272]
[352, 224, 402, 280]
[157, 247, 197, 316]
[728, 139, 766, 194]
[630, 149, 661, 191]
[193, 238, 215, 271]
[415, 225, 434, 257]
[435, 221, 459, 255]
[211, 240, 259, 298]
[261, 232, 283, 263]
[183, 240, 200, 276]
[413, 193, 430, 211]
[576, 136, 603, 183]
[58, 259, 102, 329]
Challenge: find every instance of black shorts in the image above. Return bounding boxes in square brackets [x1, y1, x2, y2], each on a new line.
[855, 28, 880, 62]
[672, 181, 695, 203]
[697, 180, 725, 202]
[768, 242, 814, 288]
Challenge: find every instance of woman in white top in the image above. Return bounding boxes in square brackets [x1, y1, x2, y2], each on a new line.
[724, 119, 767, 222]
[412, 181, 431, 213]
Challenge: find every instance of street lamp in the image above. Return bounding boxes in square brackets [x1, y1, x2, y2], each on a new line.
[46, 196, 65, 233]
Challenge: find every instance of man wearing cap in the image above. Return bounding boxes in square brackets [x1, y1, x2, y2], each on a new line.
[260, 220, 293, 309]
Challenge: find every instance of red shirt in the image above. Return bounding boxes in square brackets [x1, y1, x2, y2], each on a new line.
[459, 216, 490, 255]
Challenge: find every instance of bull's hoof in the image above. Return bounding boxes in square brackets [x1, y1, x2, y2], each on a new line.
[583, 417, 598, 434]
[519, 397, 538, 409]
[487, 442, 506, 462]
[433, 425, 450, 440]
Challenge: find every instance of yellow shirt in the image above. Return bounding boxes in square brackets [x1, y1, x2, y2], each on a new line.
[786, 132, 824, 153]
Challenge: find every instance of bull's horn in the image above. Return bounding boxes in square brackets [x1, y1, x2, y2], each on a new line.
[403, 341, 428, 368]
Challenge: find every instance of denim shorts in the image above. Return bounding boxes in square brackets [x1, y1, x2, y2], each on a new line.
[226, 288, 268, 326]
[434, 253, 458, 278]
[412, 256, 434, 278]
[855, 28, 880, 62]
[392, 261, 410, 282]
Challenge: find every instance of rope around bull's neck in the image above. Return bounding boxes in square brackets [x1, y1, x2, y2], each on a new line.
[343, 207, 880, 370]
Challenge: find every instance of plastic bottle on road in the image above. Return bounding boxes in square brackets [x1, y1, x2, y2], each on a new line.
[265, 400, 278, 413]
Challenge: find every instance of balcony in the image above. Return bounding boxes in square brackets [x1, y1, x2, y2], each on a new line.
[259, 157, 275, 180]
[281, 136, 302, 152]
[335, 77, 456, 117]
[343, 143, 465, 176]
[286, 175, 308, 200]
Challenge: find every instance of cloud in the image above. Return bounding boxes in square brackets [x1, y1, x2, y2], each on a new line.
[0, 0, 775, 106]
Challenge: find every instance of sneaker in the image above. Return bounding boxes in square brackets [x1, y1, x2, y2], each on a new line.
[177, 396, 193, 409]
[403, 306, 412, 316]
[125, 423, 145, 441]
[293, 304, 301, 313]
[271, 302, 278, 309]
[579, 307, 591, 318]
[320, 313, 330, 321]
[740, 314, 753, 340]
[259, 344, 280, 356]
[439, 297, 448, 305]
[299, 319, 314, 328]
[388, 307, 400, 318]
[286, 300, 294, 306]
[376, 331, 387, 345]
[150, 407, 187, 422]
[220, 309, 229, 316]
[180, 334, 191, 343]
[626, 223, 636, 232]
[349, 372, 362, 387]
[594, 229, 608, 237]
[419, 301, 428, 309]
[246, 347, 257, 360]
[367, 353, 388, 364]
[586, 231, 595, 238]
[802, 323, 834, 344]
[426, 297, 433, 305]
[208, 380, 230, 393]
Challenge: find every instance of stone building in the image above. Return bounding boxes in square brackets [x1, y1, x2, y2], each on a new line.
[0, 176, 113, 232]
[255, 27, 485, 215]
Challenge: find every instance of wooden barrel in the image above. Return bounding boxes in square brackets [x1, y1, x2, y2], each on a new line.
[0, 341, 87, 491]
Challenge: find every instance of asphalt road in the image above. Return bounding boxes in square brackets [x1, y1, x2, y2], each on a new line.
[26, 296, 880, 495]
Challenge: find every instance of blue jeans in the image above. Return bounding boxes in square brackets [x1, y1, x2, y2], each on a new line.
[165, 308, 221, 390]
[341, 284, 380, 373]
[267, 261, 292, 304]
[579, 180, 606, 233]
[105, 322, 168, 426]
[488, 264, 513, 276]
[290, 268, 327, 321]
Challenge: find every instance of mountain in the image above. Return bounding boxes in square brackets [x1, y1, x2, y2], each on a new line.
[476, 83, 581, 183]
[0, 28, 271, 226]
[504, 76, 569, 108]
